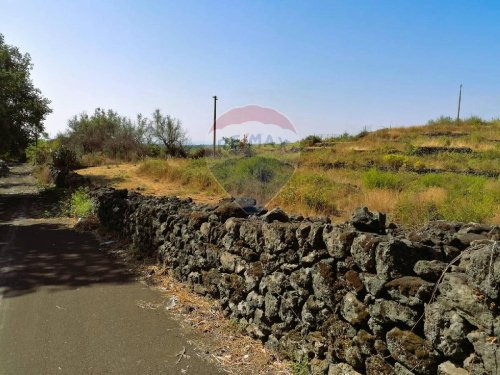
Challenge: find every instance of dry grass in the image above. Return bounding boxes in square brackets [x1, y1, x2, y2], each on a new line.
[355, 189, 400, 215]
[136, 158, 185, 181]
[33, 164, 52, 186]
[78, 163, 224, 205]
[146, 267, 292, 375]
[418, 187, 447, 204]
[75, 119, 499, 225]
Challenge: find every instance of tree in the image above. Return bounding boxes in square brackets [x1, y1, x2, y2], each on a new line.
[0, 34, 51, 158]
[62, 108, 147, 160]
[150, 109, 187, 157]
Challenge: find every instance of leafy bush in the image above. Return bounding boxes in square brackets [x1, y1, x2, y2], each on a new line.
[383, 154, 408, 170]
[362, 168, 404, 190]
[190, 147, 208, 159]
[222, 135, 253, 157]
[26, 139, 63, 165]
[300, 135, 322, 147]
[62, 108, 150, 160]
[144, 144, 163, 158]
[70, 188, 95, 218]
[51, 146, 79, 170]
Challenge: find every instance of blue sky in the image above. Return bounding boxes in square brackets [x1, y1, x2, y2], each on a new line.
[1, 0, 499, 142]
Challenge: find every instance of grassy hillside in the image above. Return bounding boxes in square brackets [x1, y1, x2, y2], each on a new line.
[78, 117, 500, 226]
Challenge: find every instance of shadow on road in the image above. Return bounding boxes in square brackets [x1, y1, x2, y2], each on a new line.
[0, 189, 72, 221]
[1, 164, 135, 299]
[0, 221, 135, 299]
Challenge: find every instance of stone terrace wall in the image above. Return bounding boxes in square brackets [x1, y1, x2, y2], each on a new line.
[93, 188, 499, 375]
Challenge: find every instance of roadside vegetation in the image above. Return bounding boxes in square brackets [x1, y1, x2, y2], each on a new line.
[1, 34, 51, 160]
[137, 158, 223, 195]
[4, 33, 499, 226]
[76, 116, 499, 226]
[68, 188, 95, 218]
[23, 100, 500, 226]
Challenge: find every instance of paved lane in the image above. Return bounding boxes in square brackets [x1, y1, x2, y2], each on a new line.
[0, 165, 221, 375]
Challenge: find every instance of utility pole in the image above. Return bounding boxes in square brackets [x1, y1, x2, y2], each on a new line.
[213, 95, 218, 156]
[456, 84, 462, 122]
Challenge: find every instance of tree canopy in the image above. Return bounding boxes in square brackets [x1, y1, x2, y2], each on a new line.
[60, 108, 187, 160]
[150, 109, 187, 157]
[62, 108, 149, 159]
[0, 34, 51, 158]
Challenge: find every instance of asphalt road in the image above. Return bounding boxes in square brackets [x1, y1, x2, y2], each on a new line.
[0, 165, 222, 375]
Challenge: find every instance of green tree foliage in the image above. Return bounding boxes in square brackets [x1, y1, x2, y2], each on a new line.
[60, 108, 189, 161]
[222, 135, 253, 156]
[26, 138, 61, 165]
[62, 108, 149, 160]
[0, 34, 52, 158]
[150, 109, 187, 157]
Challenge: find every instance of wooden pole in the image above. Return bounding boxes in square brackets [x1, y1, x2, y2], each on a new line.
[213, 95, 218, 156]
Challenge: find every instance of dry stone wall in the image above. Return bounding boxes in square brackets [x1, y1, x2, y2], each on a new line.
[93, 188, 500, 375]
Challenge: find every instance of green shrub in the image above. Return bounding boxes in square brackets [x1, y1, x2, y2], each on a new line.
[51, 147, 79, 170]
[300, 135, 322, 147]
[145, 144, 162, 158]
[64, 108, 149, 160]
[362, 168, 404, 190]
[190, 147, 208, 159]
[26, 139, 61, 165]
[383, 154, 408, 170]
[70, 188, 95, 218]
